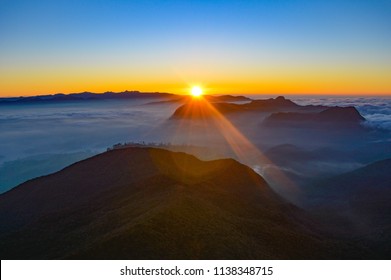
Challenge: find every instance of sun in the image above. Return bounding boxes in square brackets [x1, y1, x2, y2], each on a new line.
[190, 86, 203, 97]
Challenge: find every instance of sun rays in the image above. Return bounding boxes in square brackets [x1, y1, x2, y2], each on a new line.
[168, 96, 299, 197]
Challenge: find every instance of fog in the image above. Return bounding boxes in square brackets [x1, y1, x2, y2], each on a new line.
[1, 95, 390, 201]
[0, 99, 176, 163]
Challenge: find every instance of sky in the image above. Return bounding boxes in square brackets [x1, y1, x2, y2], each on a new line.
[0, 0, 390, 96]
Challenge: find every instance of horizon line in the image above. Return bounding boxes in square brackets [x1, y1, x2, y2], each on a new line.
[1, 90, 391, 99]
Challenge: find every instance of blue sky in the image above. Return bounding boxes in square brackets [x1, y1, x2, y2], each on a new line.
[0, 0, 390, 95]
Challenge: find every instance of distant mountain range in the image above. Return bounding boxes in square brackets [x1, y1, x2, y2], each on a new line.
[0, 147, 361, 259]
[0, 91, 251, 104]
[0, 91, 174, 103]
[0, 92, 367, 127]
[171, 96, 366, 126]
[171, 96, 304, 118]
[264, 106, 365, 126]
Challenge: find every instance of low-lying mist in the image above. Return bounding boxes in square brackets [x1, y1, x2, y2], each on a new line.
[1, 95, 390, 204]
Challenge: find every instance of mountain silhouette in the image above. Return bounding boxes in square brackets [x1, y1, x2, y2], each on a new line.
[311, 158, 391, 211]
[171, 96, 333, 119]
[0, 92, 251, 104]
[0, 91, 174, 104]
[146, 94, 251, 106]
[307, 158, 391, 257]
[0, 147, 355, 259]
[263, 107, 365, 126]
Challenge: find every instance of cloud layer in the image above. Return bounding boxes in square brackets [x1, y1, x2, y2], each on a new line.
[1, 95, 390, 196]
[0, 100, 177, 164]
[291, 96, 391, 130]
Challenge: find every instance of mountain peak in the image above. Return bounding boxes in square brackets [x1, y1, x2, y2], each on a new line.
[264, 106, 365, 126]
[0, 147, 344, 259]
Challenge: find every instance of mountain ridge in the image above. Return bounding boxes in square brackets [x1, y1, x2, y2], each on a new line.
[0, 91, 174, 103]
[0, 147, 357, 259]
[0, 91, 251, 104]
[170, 96, 365, 124]
[264, 106, 365, 126]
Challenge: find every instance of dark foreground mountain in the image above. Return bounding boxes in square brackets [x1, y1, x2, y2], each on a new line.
[0, 148, 360, 259]
[309, 158, 391, 223]
[306, 159, 391, 257]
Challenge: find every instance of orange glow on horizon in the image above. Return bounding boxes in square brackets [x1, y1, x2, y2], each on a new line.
[1, 63, 391, 97]
[0, 76, 390, 97]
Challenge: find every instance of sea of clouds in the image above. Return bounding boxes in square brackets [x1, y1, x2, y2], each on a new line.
[0, 99, 178, 192]
[290, 96, 391, 131]
[0, 99, 178, 164]
[1, 95, 390, 164]
[0, 95, 390, 193]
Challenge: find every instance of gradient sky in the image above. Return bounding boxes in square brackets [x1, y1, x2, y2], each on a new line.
[0, 0, 390, 96]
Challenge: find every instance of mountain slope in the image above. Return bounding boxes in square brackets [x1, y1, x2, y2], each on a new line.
[0, 148, 359, 259]
[263, 107, 365, 127]
[311, 158, 391, 198]
[307, 159, 391, 257]
[310, 159, 391, 215]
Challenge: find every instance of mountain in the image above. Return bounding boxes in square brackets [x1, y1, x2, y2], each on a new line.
[306, 159, 391, 256]
[0, 92, 251, 105]
[207, 94, 251, 102]
[170, 98, 244, 119]
[0, 147, 355, 259]
[263, 107, 365, 127]
[0, 152, 95, 194]
[311, 158, 391, 203]
[170, 96, 366, 124]
[246, 96, 300, 110]
[0, 91, 174, 104]
[170, 96, 329, 119]
[146, 94, 251, 106]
